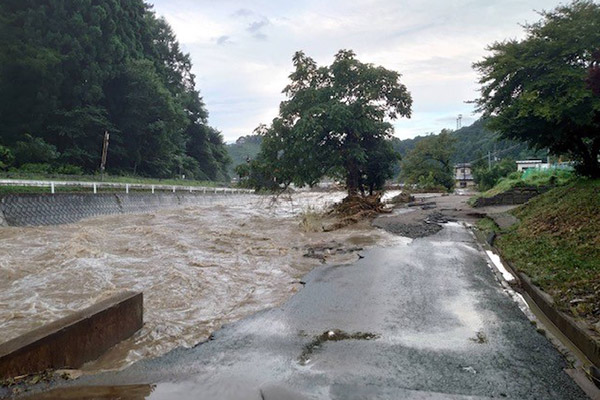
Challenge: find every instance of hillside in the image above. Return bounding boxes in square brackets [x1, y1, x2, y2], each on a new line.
[391, 119, 545, 165]
[226, 135, 262, 176]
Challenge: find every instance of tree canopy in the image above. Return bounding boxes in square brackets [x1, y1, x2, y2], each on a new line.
[252, 50, 412, 195]
[0, 0, 230, 180]
[473, 0, 600, 178]
[400, 130, 456, 191]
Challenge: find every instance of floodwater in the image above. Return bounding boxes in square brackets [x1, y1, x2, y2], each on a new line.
[0, 191, 401, 372]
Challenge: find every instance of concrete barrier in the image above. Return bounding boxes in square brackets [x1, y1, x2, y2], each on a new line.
[0, 192, 252, 226]
[0, 292, 143, 380]
[518, 274, 600, 368]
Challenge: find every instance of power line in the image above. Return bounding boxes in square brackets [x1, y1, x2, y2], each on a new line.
[466, 143, 523, 165]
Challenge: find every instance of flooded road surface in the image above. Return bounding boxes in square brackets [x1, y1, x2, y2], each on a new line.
[0, 191, 401, 371]
[24, 222, 586, 399]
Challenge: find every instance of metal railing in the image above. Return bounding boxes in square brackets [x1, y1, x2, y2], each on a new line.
[0, 179, 253, 195]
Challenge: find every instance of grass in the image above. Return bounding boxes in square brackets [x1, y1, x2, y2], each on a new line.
[0, 172, 228, 195]
[299, 207, 324, 232]
[475, 217, 500, 235]
[0, 172, 224, 187]
[476, 169, 574, 199]
[495, 179, 600, 325]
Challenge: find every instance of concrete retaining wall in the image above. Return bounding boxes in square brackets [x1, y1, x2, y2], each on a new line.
[473, 185, 550, 207]
[519, 274, 600, 368]
[0, 292, 143, 380]
[0, 192, 252, 226]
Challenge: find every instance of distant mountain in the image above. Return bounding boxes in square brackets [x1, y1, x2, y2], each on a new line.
[226, 135, 262, 176]
[391, 119, 545, 167]
[227, 119, 545, 179]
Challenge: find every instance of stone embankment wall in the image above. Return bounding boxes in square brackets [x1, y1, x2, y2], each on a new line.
[473, 186, 550, 208]
[0, 192, 252, 227]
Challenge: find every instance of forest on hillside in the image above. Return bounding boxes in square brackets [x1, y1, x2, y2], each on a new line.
[229, 119, 545, 179]
[0, 0, 230, 181]
[226, 135, 262, 177]
[390, 119, 545, 165]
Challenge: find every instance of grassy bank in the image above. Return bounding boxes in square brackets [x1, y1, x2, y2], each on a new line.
[495, 179, 600, 326]
[474, 169, 574, 200]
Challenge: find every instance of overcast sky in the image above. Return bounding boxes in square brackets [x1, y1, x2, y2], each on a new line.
[150, 0, 559, 143]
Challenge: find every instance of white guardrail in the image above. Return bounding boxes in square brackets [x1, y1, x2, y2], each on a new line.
[0, 179, 254, 195]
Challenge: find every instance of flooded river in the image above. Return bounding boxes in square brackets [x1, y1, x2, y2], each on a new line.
[0, 191, 402, 372]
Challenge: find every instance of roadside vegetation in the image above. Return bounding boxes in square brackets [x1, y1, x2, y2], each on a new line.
[0, 172, 225, 195]
[471, 169, 575, 202]
[495, 180, 600, 326]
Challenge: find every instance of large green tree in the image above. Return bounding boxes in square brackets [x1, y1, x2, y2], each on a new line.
[473, 0, 600, 178]
[400, 130, 456, 191]
[254, 50, 412, 196]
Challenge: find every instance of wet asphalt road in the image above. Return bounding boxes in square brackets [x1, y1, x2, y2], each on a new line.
[26, 222, 587, 399]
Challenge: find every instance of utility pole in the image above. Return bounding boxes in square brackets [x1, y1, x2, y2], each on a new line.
[100, 131, 109, 181]
[488, 151, 491, 170]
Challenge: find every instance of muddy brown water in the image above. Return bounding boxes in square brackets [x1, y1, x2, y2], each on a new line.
[0, 191, 401, 372]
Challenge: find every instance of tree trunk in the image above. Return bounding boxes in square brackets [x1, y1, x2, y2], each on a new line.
[346, 162, 360, 196]
[574, 136, 600, 178]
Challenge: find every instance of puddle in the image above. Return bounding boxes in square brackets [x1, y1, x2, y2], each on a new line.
[298, 329, 379, 365]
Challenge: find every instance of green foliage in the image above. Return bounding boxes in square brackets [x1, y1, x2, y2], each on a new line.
[472, 158, 517, 191]
[14, 163, 54, 174]
[54, 164, 84, 175]
[253, 50, 411, 195]
[234, 163, 250, 180]
[12, 134, 59, 165]
[390, 118, 544, 178]
[0, 1, 229, 180]
[227, 135, 263, 176]
[400, 130, 456, 191]
[0, 145, 14, 170]
[474, 0, 600, 178]
[476, 168, 575, 199]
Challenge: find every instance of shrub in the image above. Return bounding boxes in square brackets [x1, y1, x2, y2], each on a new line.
[54, 164, 84, 175]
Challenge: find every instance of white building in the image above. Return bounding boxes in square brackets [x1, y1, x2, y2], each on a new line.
[454, 163, 475, 188]
[516, 160, 549, 172]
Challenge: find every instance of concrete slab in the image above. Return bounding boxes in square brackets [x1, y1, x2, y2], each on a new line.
[0, 292, 143, 380]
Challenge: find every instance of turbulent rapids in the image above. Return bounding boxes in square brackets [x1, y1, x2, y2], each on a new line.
[0, 191, 401, 372]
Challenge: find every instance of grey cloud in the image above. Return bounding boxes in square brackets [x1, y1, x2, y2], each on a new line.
[247, 19, 269, 33]
[252, 32, 267, 41]
[232, 8, 254, 17]
[216, 35, 231, 45]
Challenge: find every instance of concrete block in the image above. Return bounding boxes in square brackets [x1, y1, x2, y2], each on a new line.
[0, 292, 143, 380]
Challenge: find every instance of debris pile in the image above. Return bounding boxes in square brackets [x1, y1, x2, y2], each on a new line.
[388, 192, 415, 204]
[325, 194, 390, 231]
